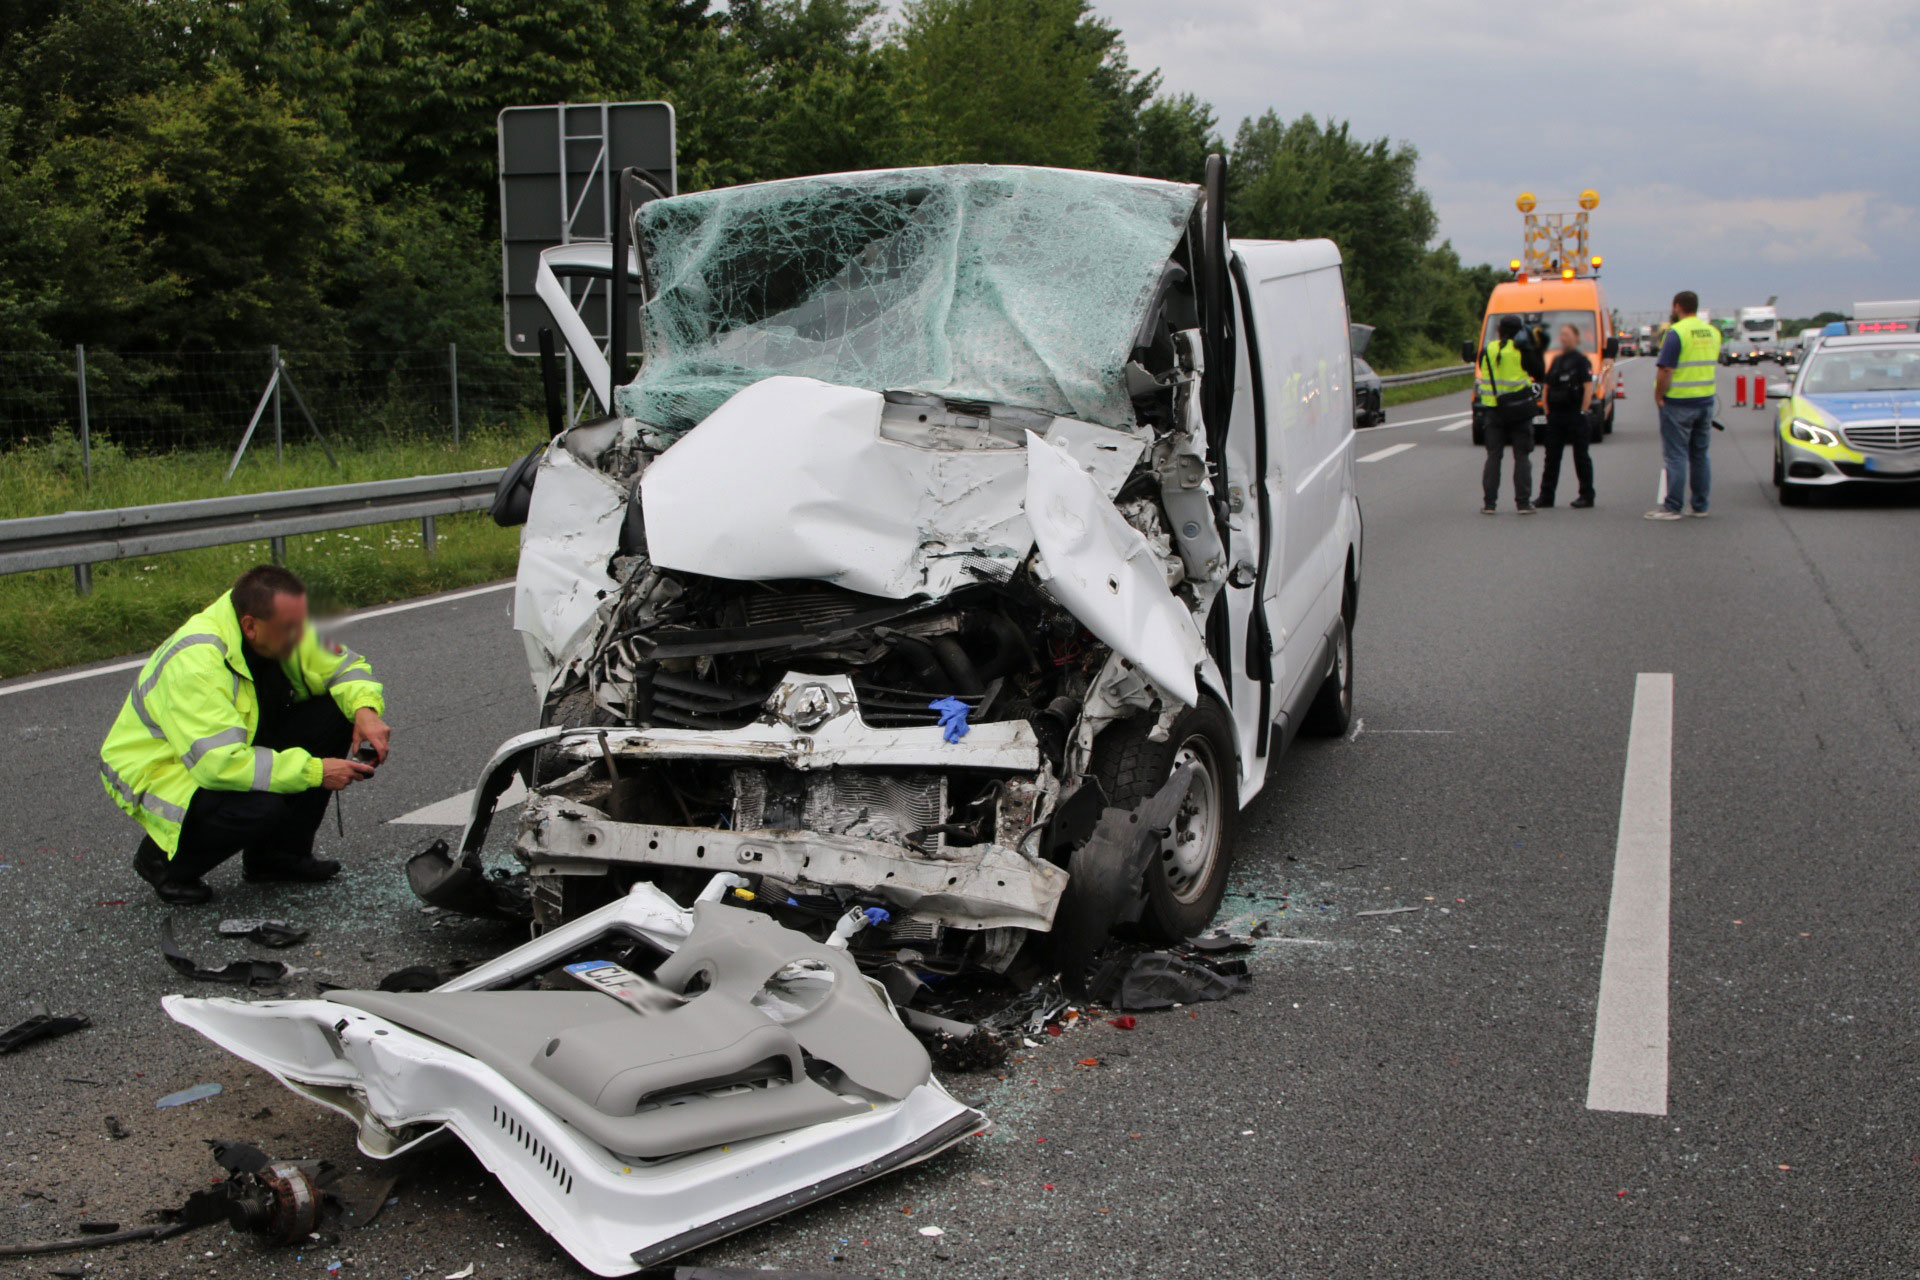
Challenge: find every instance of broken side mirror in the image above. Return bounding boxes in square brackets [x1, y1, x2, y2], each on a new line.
[1460, 340, 1476, 364]
[1604, 337, 1621, 359]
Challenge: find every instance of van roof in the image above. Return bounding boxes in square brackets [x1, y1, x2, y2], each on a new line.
[1484, 277, 1608, 312]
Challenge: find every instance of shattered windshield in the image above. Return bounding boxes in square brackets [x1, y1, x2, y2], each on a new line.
[615, 166, 1201, 438]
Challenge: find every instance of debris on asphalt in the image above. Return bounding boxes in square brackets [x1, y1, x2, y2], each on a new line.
[1356, 906, 1420, 917]
[218, 918, 310, 948]
[0, 1222, 190, 1259]
[155, 1081, 223, 1108]
[1107, 1015, 1138, 1030]
[161, 918, 289, 985]
[104, 1115, 129, 1139]
[979, 977, 1071, 1038]
[0, 1005, 91, 1054]
[445, 1265, 475, 1279]
[899, 1007, 1009, 1071]
[1183, 929, 1254, 954]
[1087, 949, 1251, 1011]
[917, 1225, 946, 1237]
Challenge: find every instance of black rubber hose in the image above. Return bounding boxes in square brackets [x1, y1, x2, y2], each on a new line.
[887, 634, 949, 689]
[0, 1223, 194, 1258]
[929, 634, 986, 696]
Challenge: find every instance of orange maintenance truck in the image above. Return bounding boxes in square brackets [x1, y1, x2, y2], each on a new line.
[1464, 190, 1622, 445]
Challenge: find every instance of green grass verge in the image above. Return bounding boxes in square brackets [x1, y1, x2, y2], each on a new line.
[1381, 372, 1474, 408]
[0, 428, 542, 678]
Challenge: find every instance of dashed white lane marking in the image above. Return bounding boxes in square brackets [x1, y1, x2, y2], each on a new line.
[1587, 672, 1674, 1116]
[389, 776, 529, 826]
[0, 582, 512, 698]
[1437, 418, 1472, 432]
[1358, 442, 1418, 463]
[1380, 410, 1467, 428]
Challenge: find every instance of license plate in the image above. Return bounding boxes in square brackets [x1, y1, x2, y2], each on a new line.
[563, 960, 683, 1014]
[1864, 454, 1920, 474]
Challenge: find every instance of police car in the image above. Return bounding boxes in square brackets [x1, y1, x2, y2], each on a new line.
[1769, 333, 1920, 504]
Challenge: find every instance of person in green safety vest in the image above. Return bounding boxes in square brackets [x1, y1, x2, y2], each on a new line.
[1477, 314, 1546, 515]
[99, 565, 389, 904]
[1647, 290, 1722, 520]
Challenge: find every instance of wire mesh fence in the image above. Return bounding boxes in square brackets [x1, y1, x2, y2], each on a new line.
[0, 344, 550, 461]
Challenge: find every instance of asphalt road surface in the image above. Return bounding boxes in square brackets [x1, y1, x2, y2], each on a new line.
[3, 358, 1916, 1279]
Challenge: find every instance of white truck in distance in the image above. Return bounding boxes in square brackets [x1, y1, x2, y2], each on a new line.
[1726, 304, 1779, 365]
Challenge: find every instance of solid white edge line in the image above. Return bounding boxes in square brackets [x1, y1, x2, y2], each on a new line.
[1437, 418, 1471, 432]
[1586, 672, 1674, 1116]
[1357, 442, 1418, 463]
[0, 580, 513, 698]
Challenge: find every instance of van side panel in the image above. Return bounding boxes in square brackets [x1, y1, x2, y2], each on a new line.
[1242, 252, 1352, 723]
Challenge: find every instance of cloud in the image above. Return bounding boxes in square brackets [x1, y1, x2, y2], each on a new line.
[1084, 0, 1920, 315]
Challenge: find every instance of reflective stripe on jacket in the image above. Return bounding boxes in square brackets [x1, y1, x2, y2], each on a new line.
[1666, 315, 1721, 399]
[98, 591, 384, 856]
[1476, 340, 1532, 407]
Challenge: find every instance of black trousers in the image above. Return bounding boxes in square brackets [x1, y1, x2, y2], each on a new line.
[1482, 414, 1534, 507]
[1539, 407, 1594, 503]
[144, 697, 350, 882]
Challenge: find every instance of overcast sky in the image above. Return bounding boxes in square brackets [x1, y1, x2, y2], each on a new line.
[1090, 0, 1919, 321]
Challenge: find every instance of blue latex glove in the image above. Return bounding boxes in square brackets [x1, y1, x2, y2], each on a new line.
[862, 906, 892, 928]
[929, 696, 971, 743]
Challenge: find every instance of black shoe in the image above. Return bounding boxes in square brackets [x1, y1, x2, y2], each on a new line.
[1516, 502, 1537, 515]
[1534, 497, 1555, 508]
[132, 846, 213, 905]
[1571, 496, 1594, 509]
[1480, 504, 1497, 515]
[242, 853, 342, 884]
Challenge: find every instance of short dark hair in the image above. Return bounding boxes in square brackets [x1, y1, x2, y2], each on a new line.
[1673, 291, 1699, 315]
[1498, 314, 1523, 336]
[233, 565, 306, 620]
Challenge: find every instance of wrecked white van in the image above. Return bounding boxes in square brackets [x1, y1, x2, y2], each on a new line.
[414, 163, 1362, 978]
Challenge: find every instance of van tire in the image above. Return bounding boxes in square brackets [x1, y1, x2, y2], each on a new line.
[1301, 612, 1354, 738]
[1086, 697, 1238, 941]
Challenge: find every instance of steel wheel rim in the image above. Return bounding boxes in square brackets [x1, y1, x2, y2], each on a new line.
[1159, 735, 1222, 904]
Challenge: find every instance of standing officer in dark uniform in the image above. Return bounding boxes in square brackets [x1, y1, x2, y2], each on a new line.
[1536, 322, 1596, 508]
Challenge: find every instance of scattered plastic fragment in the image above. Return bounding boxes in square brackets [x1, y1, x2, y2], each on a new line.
[155, 1082, 223, 1108]
[217, 918, 309, 949]
[1356, 907, 1419, 917]
[446, 1266, 475, 1279]
[105, 1115, 129, 1140]
[0, 1006, 91, 1054]
[1107, 1016, 1137, 1030]
[1184, 930, 1253, 955]
[929, 697, 972, 743]
[917, 1226, 945, 1237]
[161, 918, 288, 986]
[1075, 1057, 1100, 1068]
[1615, 1190, 1627, 1199]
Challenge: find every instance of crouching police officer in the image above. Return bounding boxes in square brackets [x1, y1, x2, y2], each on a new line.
[100, 565, 389, 904]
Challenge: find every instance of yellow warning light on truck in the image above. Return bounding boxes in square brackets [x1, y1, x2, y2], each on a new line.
[1517, 193, 1537, 213]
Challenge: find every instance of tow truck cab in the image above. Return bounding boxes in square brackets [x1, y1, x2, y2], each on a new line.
[1463, 275, 1621, 446]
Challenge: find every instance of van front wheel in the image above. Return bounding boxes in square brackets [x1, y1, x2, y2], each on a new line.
[1086, 697, 1239, 941]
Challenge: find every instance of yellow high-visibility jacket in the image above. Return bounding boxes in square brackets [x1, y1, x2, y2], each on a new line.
[99, 591, 382, 856]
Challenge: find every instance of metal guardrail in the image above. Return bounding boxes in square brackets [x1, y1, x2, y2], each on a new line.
[0, 468, 506, 594]
[1377, 363, 1473, 388]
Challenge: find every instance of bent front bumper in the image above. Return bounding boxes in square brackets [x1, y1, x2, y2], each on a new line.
[521, 794, 1068, 931]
